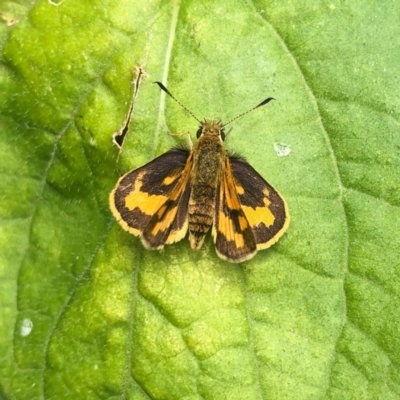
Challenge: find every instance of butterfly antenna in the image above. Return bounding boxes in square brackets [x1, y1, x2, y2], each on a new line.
[222, 97, 275, 127]
[155, 81, 201, 123]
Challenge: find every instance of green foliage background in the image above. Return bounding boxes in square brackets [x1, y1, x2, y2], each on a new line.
[0, 0, 399, 399]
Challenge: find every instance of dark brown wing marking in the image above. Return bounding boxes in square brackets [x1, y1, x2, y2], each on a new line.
[229, 156, 289, 250]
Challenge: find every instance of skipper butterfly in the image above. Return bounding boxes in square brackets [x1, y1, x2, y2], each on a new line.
[110, 82, 289, 263]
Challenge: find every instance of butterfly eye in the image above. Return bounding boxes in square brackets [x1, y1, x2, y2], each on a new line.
[196, 127, 203, 138]
[220, 129, 226, 141]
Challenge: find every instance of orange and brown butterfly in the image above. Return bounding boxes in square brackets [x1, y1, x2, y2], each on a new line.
[109, 82, 289, 263]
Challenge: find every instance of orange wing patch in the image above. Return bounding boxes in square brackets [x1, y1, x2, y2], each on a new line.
[230, 157, 289, 250]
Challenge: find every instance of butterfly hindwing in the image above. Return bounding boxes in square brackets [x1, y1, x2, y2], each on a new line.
[229, 156, 290, 250]
[110, 149, 191, 248]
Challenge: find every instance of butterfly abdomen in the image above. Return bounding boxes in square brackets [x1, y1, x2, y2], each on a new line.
[188, 184, 216, 249]
[188, 133, 225, 250]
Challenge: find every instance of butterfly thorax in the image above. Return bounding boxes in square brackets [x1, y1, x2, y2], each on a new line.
[188, 121, 226, 250]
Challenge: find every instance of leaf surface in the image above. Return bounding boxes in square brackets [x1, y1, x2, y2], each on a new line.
[0, 1, 399, 399]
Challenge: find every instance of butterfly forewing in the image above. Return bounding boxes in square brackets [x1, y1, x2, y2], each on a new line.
[212, 159, 257, 263]
[141, 154, 193, 248]
[110, 149, 191, 246]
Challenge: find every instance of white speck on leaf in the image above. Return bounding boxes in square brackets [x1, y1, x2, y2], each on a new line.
[20, 318, 33, 337]
[273, 142, 291, 157]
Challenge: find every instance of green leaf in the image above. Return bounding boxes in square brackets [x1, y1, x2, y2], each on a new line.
[1, 1, 399, 399]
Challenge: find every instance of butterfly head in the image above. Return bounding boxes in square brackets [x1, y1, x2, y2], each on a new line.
[197, 120, 225, 141]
